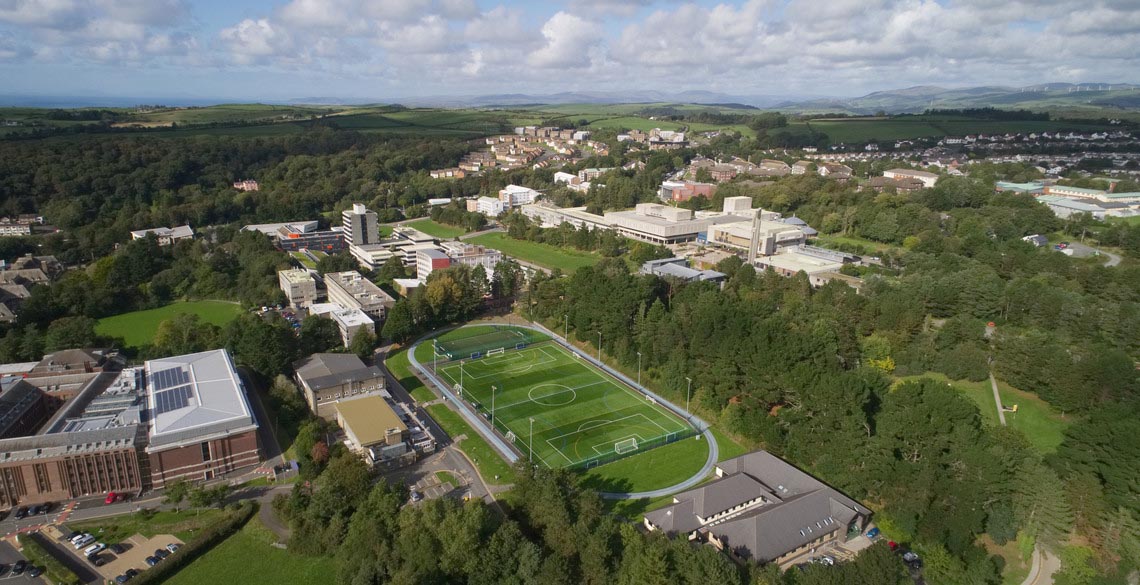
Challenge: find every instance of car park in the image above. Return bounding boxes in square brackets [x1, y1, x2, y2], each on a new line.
[109, 543, 126, 554]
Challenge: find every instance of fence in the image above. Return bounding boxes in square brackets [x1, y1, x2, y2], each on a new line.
[569, 427, 701, 471]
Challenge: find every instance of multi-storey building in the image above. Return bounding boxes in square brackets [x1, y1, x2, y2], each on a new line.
[342, 203, 379, 246]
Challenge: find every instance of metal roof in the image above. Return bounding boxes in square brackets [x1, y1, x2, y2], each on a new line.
[294, 354, 384, 393]
[144, 349, 257, 451]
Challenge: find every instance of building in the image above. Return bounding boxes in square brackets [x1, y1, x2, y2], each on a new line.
[658, 181, 717, 203]
[498, 185, 540, 208]
[416, 249, 452, 282]
[883, 168, 939, 189]
[1022, 234, 1049, 247]
[605, 203, 742, 245]
[278, 269, 318, 308]
[640, 258, 726, 284]
[755, 246, 858, 278]
[293, 353, 385, 419]
[129, 225, 193, 246]
[644, 451, 871, 565]
[324, 271, 395, 321]
[232, 180, 259, 191]
[707, 218, 806, 256]
[578, 168, 614, 182]
[0, 426, 143, 507]
[242, 220, 319, 236]
[472, 196, 505, 217]
[342, 203, 380, 246]
[995, 181, 1046, 195]
[440, 242, 503, 273]
[393, 278, 421, 297]
[0, 220, 32, 237]
[1035, 195, 1107, 220]
[0, 379, 53, 439]
[429, 168, 466, 179]
[270, 223, 347, 253]
[144, 349, 261, 488]
[791, 161, 812, 175]
[862, 176, 926, 193]
[349, 227, 439, 271]
[330, 307, 374, 347]
[334, 395, 414, 468]
[519, 203, 611, 231]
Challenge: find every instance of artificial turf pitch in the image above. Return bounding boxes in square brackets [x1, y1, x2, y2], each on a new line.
[433, 341, 691, 469]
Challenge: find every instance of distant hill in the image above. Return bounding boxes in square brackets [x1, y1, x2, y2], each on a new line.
[772, 83, 1140, 114]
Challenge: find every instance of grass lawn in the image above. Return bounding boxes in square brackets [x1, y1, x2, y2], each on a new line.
[164, 516, 334, 585]
[426, 403, 516, 484]
[290, 251, 317, 269]
[95, 300, 243, 348]
[894, 372, 1072, 454]
[69, 508, 227, 544]
[579, 434, 710, 493]
[406, 219, 466, 239]
[815, 234, 895, 255]
[979, 534, 1034, 585]
[386, 345, 437, 403]
[466, 233, 600, 272]
[436, 471, 458, 486]
[711, 427, 750, 461]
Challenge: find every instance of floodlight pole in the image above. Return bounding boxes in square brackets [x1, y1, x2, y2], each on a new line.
[685, 377, 693, 419]
[563, 314, 568, 340]
[459, 361, 464, 399]
[596, 331, 602, 361]
[529, 417, 534, 463]
[637, 351, 642, 387]
[491, 385, 497, 430]
[433, 339, 438, 372]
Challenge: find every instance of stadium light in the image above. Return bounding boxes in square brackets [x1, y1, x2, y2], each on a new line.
[433, 339, 438, 372]
[529, 417, 534, 463]
[459, 361, 464, 399]
[596, 331, 602, 361]
[637, 351, 642, 387]
[563, 314, 568, 340]
[491, 385, 497, 429]
[685, 377, 693, 419]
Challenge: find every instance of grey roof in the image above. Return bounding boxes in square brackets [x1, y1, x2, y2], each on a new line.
[0, 425, 139, 462]
[144, 349, 257, 451]
[294, 353, 384, 392]
[645, 450, 871, 563]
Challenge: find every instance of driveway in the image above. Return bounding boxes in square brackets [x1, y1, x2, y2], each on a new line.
[1065, 241, 1122, 267]
[381, 446, 489, 504]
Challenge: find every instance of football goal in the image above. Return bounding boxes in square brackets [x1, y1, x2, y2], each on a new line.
[486, 347, 505, 357]
[614, 437, 639, 454]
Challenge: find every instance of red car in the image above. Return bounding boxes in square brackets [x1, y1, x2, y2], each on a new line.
[105, 492, 118, 505]
[888, 540, 899, 551]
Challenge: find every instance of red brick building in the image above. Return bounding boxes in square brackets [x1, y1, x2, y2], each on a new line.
[0, 426, 144, 507]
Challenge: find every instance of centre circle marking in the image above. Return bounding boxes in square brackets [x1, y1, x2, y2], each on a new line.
[528, 383, 576, 406]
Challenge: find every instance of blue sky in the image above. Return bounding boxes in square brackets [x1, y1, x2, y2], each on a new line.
[1, 0, 1137, 103]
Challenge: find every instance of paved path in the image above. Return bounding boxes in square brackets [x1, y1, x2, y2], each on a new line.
[1021, 546, 1060, 585]
[990, 372, 1007, 426]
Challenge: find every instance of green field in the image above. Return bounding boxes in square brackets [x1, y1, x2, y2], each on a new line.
[429, 330, 692, 470]
[466, 233, 600, 272]
[95, 300, 244, 348]
[895, 372, 1072, 453]
[787, 116, 1114, 144]
[165, 517, 334, 585]
[579, 433, 709, 493]
[126, 104, 330, 126]
[406, 219, 466, 239]
[386, 345, 437, 404]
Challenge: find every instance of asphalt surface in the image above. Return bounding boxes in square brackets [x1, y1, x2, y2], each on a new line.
[1065, 241, 1122, 267]
[0, 540, 43, 585]
[26, 531, 100, 584]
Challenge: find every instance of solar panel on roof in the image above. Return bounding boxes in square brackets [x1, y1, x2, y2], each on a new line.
[154, 385, 193, 415]
[152, 367, 189, 391]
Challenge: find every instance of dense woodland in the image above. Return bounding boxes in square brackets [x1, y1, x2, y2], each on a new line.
[1, 123, 1139, 583]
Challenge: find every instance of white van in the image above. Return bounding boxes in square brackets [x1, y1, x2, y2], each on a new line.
[83, 543, 105, 557]
[73, 535, 95, 549]
[69, 533, 90, 546]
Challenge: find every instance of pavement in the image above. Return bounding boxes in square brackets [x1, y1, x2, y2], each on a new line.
[0, 540, 43, 584]
[382, 446, 489, 503]
[24, 530, 100, 584]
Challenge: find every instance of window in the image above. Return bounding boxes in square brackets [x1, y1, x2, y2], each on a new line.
[201, 442, 211, 461]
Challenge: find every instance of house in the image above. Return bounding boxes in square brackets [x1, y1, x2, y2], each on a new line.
[232, 180, 259, 191]
[644, 451, 870, 566]
[430, 168, 466, 179]
[129, 225, 193, 246]
[294, 353, 385, 419]
[883, 168, 939, 188]
[1022, 234, 1049, 247]
[790, 161, 812, 175]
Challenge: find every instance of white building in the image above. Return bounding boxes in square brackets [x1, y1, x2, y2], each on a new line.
[498, 185, 539, 207]
[553, 171, 579, 185]
[883, 168, 939, 189]
[130, 225, 193, 246]
[278, 269, 318, 308]
[309, 304, 375, 346]
[474, 196, 505, 217]
[441, 242, 503, 273]
[519, 203, 611, 231]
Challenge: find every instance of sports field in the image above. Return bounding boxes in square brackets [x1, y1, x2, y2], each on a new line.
[429, 328, 692, 470]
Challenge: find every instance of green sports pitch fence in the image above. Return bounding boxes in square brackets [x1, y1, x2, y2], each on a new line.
[431, 338, 696, 470]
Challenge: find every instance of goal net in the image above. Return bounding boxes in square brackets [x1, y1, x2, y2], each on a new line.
[614, 437, 639, 454]
[505, 431, 517, 443]
[486, 347, 505, 357]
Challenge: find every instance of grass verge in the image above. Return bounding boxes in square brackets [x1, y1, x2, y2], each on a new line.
[386, 345, 437, 403]
[163, 516, 333, 585]
[578, 434, 710, 493]
[406, 219, 466, 239]
[20, 534, 80, 585]
[426, 403, 516, 484]
[69, 508, 226, 544]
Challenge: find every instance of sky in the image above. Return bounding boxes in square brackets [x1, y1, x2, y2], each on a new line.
[0, 0, 1138, 103]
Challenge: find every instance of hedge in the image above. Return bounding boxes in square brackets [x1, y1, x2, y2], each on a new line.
[129, 501, 258, 585]
[20, 533, 82, 585]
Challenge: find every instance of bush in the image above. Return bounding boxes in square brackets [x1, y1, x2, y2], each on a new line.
[935, 343, 989, 382]
[130, 501, 258, 585]
[19, 533, 81, 585]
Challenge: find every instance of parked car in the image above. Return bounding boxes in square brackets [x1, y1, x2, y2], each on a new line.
[105, 492, 118, 505]
[27, 566, 42, 578]
[865, 527, 881, 539]
[13, 507, 27, 520]
[11, 560, 26, 575]
[819, 555, 835, 566]
[902, 551, 922, 565]
[69, 533, 90, 546]
[887, 540, 898, 551]
[144, 556, 158, 567]
[83, 542, 106, 557]
[114, 575, 130, 584]
[410, 491, 424, 502]
[38, 502, 52, 514]
[109, 543, 126, 554]
[154, 549, 170, 560]
[0, 563, 8, 576]
[126, 568, 140, 578]
[91, 555, 108, 567]
[165, 543, 180, 553]
[73, 535, 95, 549]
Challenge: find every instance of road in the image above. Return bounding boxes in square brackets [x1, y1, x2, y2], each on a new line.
[990, 373, 1007, 426]
[1021, 546, 1060, 585]
[1066, 241, 1122, 267]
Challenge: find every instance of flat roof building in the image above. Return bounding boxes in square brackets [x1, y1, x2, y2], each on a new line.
[342, 203, 379, 246]
[883, 168, 939, 188]
[325, 271, 396, 321]
[144, 349, 261, 488]
[334, 395, 413, 468]
[279, 269, 318, 308]
[640, 258, 726, 284]
[294, 353, 384, 419]
[417, 249, 452, 282]
[605, 203, 742, 245]
[130, 225, 193, 246]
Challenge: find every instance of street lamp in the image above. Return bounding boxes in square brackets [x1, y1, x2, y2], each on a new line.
[529, 417, 535, 463]
[637, 351, 642, 387]
[685, 377, 693, 418]
[596, 331, 602, 361]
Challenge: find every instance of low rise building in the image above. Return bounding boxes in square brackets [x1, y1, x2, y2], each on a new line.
[334, 395, 414, 469]
[499, 185, 540, 208]
[472, 196, 505, 217]
[294, 353, 385, 419]
[233, 180, 259, 191]
[242, 220, 320, 237]
[326, 307, 374, 347]
[144, 349, 261, 488]
[995, 181, 1046, 195]
[1036, 195, 1107, 220]
[271, 223, 346, 253]
[278, 269, 318, 308]
[130, 225, 193, 246]
[0, 426, 143, 507]
[883, 168, 939, 188]
[659, 181, 717, 203]
[0, 379, 53, 439]
[640, 258, 726, 284]
[644, 451, 871, 566]
[755, 246, 858, 277]
[0, 220, 32, 237]
[325, 271, 395, 321]
[519, 203, 611, 231]
[605, 203, 741, 245]
[417, 249, 452, 282]
[440, 242, 503, 273]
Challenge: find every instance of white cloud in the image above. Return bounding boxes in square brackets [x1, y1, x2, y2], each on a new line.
[528, 11, 603, 69]
[220, 18, 292, 62]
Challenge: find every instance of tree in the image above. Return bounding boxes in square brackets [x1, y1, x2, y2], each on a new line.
[299, 315, 342, 355]
[382, 299, 416, 343]
[349, 327, 376, 360]
[317, 252, 360, 274]
[164, 479, 191, 504]
[222, 313, 299, 377]
[44, 316, 99, 351]
[152, 313, 220, 357]
[375, 255, 408, 284]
